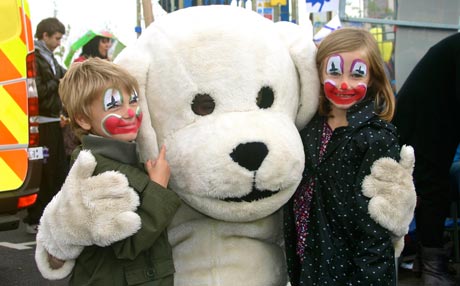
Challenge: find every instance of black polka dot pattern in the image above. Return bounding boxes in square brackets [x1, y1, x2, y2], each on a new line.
[284, 99, 399, 286]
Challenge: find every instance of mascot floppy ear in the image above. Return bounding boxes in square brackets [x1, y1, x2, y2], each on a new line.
[274, 21, 320, 130]
[115, 45, 159, 161]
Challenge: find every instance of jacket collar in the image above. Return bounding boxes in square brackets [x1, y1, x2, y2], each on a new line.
[35, 40, 57, 74]
[81, 135, 139, 166]
[344, 98, 377, 129]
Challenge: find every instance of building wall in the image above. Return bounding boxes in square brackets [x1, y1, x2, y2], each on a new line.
[395, 0, 459, 91]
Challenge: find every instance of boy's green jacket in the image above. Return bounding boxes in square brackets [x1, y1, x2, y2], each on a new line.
[69, 135, 181, 286]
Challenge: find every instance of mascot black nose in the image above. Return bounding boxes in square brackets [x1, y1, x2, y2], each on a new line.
[230, 142, 268, 171]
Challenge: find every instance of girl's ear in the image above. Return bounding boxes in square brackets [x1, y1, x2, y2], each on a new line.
[75, 114, 91, 131]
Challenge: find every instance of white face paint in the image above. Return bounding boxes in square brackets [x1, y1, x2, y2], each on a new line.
[322, 50, 370, 109]
[83, 87, 143, 142]
[103, 88, 123, 111]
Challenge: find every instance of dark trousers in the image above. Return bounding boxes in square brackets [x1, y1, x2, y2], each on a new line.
[24, 122, 68, 225]
[415, 165, 459, 248]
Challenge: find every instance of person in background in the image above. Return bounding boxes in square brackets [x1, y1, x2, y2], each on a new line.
[392, 32, 460, 286]
[73, 34, 113, 63]
[284, 28, 411, 286]
[23, 17, 68, 234]
[451, 144, 460, 209]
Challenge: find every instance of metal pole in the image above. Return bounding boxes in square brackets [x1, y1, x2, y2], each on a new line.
[142, 0, 154, 28]
[136, 0, 142, 37]
[291, 0, 298, 23]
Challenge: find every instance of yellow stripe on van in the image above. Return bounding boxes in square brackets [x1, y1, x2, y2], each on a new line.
[1, 36, 26, 78]
[0, 85, 28, 144]
[0, 155, 23, 191]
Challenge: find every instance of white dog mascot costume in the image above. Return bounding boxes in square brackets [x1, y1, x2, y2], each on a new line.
[35, 5, 416, 286]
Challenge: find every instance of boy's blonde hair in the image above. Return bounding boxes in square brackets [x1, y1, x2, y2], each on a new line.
[316, 27, 395, 121]
[59, 57, 140, 138]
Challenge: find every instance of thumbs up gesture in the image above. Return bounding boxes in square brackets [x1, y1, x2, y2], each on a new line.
[35, 150, 141, 279]
[361, 145, 417, 256]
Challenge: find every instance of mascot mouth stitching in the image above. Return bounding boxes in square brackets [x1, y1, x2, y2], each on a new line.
[224, 142, 279, 202]
[223, 181, 280, 203]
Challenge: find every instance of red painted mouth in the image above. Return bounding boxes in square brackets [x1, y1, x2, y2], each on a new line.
[324, 80, 367, 105]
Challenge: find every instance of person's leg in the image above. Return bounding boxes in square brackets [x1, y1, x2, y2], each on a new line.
[450, 161, 460, 198]
[23, 122, 67, 231]
[416, 180, 456, 285]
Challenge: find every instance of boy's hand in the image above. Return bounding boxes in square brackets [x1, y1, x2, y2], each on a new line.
[47, 253, 65, 270]
[145, 145, 171, 188]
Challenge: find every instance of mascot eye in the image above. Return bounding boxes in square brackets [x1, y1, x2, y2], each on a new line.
[192, 93, 215, 116]
[256, 86, 274, 109]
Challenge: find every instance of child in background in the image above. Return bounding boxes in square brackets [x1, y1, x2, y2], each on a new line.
[284, 28, 400, 285]
[36, 57, 181, 285]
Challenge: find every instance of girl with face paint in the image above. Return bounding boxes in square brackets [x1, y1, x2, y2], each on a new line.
[284, 28, 401, 286]
[44, 58, 181, 285]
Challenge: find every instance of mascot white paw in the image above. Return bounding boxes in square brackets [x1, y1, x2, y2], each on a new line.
[35, 150, 141, 279]
[362, 145, 417, 257]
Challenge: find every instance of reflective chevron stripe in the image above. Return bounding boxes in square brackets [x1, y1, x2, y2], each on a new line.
[0, 0, 34, 192]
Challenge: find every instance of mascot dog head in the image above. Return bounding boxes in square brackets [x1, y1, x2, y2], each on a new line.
[116, 6, 319, 222]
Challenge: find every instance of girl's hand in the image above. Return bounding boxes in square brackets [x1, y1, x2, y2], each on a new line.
[145, 145, 170, 188]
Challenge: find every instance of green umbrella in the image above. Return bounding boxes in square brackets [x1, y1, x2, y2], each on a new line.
[64, 30, 126, 67]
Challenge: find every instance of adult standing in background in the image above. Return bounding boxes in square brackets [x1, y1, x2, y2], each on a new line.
[392, 32, 460, 286]
[73, 33, 113, 63]
[23, 18, 68, 234]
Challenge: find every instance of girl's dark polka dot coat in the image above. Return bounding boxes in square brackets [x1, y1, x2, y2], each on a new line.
[284, 98, 400, 286]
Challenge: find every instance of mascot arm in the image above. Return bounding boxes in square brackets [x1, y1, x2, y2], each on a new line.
[35, 150, 142, 279]
[362, 145, 416, 257]
[111, 178, 181, 260]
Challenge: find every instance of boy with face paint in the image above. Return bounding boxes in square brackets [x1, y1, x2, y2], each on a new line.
[284, 28, 402, 285]
[38, 58, 181, 285]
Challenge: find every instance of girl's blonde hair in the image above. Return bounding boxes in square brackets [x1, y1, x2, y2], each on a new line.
[59, 57, 140, 138]
[316, 27, 395, 121]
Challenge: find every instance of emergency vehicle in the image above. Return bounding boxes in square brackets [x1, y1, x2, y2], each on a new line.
[0, 0, 43, 231]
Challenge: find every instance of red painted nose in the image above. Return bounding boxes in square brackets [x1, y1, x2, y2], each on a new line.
[340, 82, 348, 90]
[127, 108, 135, 117]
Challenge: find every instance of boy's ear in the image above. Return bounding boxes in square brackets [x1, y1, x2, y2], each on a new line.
[75, 115, 91, 131]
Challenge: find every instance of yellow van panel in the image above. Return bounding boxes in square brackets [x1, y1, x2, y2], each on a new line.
[0, 82, 28, 145]
[0, 37, 27, 78]
[0, 0, 35, 194]
[0, 0, 21, 45]
[0, 150, 28, 192]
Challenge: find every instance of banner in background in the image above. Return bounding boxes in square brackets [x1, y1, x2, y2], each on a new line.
[306, 0, 339, 13]
[313, 14, 341, 43]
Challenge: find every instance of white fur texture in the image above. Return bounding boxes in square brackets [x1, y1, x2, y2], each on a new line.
[116, 5, 319, 286]
[362, 145, 417, 256]
[35, 150, 142, 279]
[35, 242, 75, 280]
